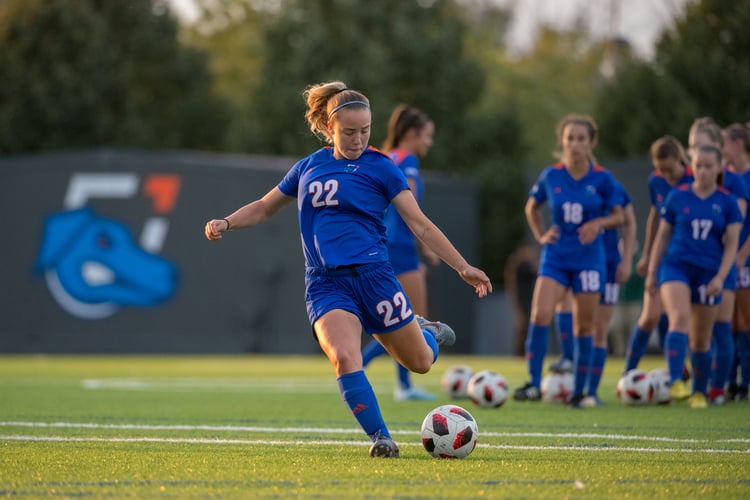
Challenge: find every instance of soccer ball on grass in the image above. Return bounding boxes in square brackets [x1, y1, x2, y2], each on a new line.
[466, 370, 508, 408]
[648, 368, 672, 405]
[541, 372, 574, 404]
[440, 365, 473, 399]
[617, 369, 654, 405]
[420, 404, 479, 459]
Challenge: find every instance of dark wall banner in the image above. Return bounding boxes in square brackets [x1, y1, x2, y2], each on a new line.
[0, 149, 478, 354]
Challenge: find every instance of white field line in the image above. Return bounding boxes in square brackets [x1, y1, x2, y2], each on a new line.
[80, 378, 341, 392]
[1, 421, 749, 444]
[1, 434, 748, 454]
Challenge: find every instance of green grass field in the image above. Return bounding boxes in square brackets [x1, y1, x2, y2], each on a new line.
[1, 354, 748, 499]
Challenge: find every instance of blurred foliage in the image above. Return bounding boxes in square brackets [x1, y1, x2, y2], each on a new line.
[478, 24, 613, 171]
[0, 0, 229, 153]
[595, 0, 750, 156]
[188, 0, 528, 283]
[180, 0, 266, 151]
[2, 0, 745, 283]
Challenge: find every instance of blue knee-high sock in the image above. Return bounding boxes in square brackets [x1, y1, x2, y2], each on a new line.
[421, 326, 439, 363]
[526, 323, 549, 388]
[710, 321, 733, 391]
[587, 346, 608, 397]
[361, 340, 387, 367]
[396, 362, 411, 389]
[554, 311, 574, 361]
[657, 313, 669, 351]
[738, 331, 750, 388]
[625, 325, 651, 372]
[729, 331, 740, 388]
[665, 331, 689, 383]
[573, 336, 593, 397]
[691, 350, 712, 396]
[337, 370, 389, 440]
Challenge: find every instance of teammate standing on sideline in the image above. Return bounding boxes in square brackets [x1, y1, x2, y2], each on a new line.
[204, 81, 492, 456]
[722, 122, 750, 401]
[686, 118, 748, 405]
[646, 144, 742, 408]
[361, 104, 441, 401]
[547, 176, 636, 407]
[624, 136, 692, 372]
[513, 114, 624, 408]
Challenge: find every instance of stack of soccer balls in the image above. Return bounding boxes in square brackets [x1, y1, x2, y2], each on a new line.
[441, 366, 509, 408]
[617, 368, 672, 405]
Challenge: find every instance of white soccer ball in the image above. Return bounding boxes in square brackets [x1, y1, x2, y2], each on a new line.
[648, 368, 672, 405]
[420, 404, 479, 459]
[466, 370, 508, 408]
[541, 372, 574, 404]
[440, 365, 473, 399]
[617, 369, 654, 405]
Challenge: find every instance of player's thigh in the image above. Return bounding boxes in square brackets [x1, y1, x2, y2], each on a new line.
[529, 276, 567, 324]
[659, 281, 691, 332]
[372, 319, 432, 374]
[314, 309, 366, 375]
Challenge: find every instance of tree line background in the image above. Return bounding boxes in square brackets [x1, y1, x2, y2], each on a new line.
[1, 0, 748, 284]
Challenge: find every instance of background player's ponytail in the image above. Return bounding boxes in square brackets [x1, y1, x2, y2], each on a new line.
[381, 104, 431, 152]
[650, 135, 689, 167]
[303, 81, 370, 144]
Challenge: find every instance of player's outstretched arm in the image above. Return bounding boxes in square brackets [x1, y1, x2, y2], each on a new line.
[205, 187, 293, 241]
[392, 190, 492, 297]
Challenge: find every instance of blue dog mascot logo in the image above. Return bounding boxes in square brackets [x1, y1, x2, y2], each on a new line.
[36, 207, 178, 319]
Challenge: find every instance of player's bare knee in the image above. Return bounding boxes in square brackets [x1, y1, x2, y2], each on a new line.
[403, 353, 432, 374]
[327, 351, 362, 375]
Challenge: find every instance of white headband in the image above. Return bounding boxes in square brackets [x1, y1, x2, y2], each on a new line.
[328, 100, 369, 119]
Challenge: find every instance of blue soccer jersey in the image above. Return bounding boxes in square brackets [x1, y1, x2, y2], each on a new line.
[723, 167, 750, 245]
[734, 167, 750, 248]
[660, 185, 743, 272]
[383, 149, 423, 248]
[649, 167, 693, 211]
[278, 146, 409, 269]
[601, 178, 632, 266]
[530, 163, 619, 271]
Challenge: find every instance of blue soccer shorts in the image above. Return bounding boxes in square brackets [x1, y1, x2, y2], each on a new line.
[538, 258, 605, 295]
[305, 263, 415, 336]
[658, 258, 722, 306]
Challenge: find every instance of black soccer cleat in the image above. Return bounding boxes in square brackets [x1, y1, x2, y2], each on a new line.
[568, 393, 586, 409]
[369, 432, 400, 458]
[513, 382, 541, 401]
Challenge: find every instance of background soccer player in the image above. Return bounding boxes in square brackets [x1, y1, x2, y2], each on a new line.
[513, 114, 624, 408]
[646, 144, 742, 408]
